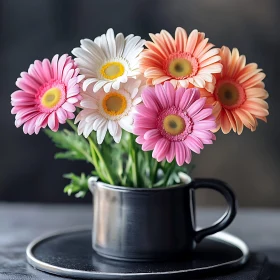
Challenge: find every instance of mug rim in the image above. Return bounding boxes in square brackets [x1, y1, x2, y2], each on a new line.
[88, 172, 192, 193]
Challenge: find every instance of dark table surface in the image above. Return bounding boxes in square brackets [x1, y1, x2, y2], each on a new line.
[1, 203, 280, 279]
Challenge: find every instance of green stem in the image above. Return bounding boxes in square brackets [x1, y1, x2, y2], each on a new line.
[150, 160, 159, 187]
[67, 119, 77, 132]
[130, 134, 138, 187]
[163, 161, 176, 186]
[88, 139, 105, 182]
[88, 135, 114, 185]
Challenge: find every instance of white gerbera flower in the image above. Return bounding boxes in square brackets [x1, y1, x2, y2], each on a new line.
[72, 28, 145, 93]
[75, 79, 144, 144]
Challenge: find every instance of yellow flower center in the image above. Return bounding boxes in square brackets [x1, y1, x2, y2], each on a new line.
[217, 83, 241, 107]
[41, 87, 61, 108]
[168, 58, 193, 78]
[163, 115, 186, 135]
[100, 62, 125, 80]
[102, 92, 127, 116]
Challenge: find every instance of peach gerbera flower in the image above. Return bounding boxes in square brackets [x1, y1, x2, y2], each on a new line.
[139, 27, 222, 90]
[200, 46, 269, 134]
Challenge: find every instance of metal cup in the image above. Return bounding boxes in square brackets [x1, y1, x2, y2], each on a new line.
[88, 175, 236, 261]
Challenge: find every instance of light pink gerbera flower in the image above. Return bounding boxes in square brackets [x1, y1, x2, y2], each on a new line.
[134, 82, 216, 166]
[11, 54, 82, 134]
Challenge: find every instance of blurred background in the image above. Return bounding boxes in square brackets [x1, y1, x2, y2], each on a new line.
[0, 0, 278, 206]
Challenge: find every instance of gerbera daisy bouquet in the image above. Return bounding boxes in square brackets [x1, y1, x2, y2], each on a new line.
[11, 28, 269, 197]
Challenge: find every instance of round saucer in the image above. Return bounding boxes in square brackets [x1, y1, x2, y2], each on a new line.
[26, 228, 249, 279]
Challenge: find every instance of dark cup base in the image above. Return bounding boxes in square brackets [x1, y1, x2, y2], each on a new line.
[93, 248, 196, 263]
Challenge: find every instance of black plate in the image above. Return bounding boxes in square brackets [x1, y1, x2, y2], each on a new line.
[26, 229, 249, 279]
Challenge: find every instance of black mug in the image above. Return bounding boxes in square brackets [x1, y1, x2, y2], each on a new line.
[88, 174, 237, 261]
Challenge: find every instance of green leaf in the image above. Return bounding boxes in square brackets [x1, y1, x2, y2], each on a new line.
[55, 151, 82, 160]
[63, 173, 90, 197]
[45, 129, 92, 163]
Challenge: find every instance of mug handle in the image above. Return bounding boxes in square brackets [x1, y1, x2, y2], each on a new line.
[192, 178, 237, 243]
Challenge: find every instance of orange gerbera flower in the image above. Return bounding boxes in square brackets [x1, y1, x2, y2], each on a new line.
[200, 46, 269, 134]
[139, 28, 222, 90]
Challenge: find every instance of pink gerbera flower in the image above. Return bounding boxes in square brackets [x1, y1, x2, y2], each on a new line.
[11, 54, 82, 135]
[139, 28, 222, 91]
[134, 82, 216, 166]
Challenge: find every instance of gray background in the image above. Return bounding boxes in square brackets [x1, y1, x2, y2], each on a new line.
[0, 0, 279, 206]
